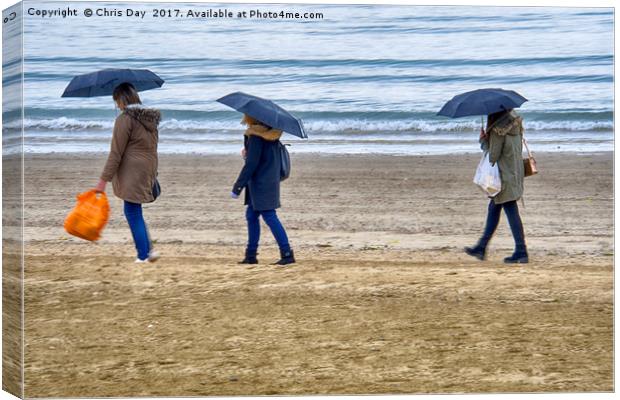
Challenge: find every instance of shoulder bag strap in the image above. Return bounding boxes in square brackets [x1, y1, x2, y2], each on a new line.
[521, 129, 533, 159]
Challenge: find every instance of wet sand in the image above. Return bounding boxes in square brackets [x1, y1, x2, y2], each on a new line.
[16, 151, 613, 396]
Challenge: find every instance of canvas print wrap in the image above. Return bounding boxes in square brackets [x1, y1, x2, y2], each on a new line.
[1, 1, 614, 397]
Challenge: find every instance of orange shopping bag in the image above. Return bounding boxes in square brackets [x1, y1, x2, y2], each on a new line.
[64, 190, 110, 241]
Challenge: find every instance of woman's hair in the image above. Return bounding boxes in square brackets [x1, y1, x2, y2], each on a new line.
[242, 114, 271, 129]
[487, 108, 511, 129]
[113, 83, 141, 108]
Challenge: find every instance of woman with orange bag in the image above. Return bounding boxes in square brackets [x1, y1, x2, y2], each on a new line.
[94, 83, 162, 263]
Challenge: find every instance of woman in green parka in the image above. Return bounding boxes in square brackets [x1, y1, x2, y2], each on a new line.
[464, 109, 529, 263]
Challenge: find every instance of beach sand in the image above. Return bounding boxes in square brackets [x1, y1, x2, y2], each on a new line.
[15, 151, 613, 396]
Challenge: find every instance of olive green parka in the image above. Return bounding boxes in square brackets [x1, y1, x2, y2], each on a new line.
[481, 110, 525, 204]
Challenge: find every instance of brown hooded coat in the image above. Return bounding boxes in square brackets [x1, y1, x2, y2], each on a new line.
[100, 106, 161, 204]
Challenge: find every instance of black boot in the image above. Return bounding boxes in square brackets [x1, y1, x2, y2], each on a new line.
[274, 249, 295, 266]
[504, 245, 529, 264]
[464, 240, 488, 261]
[239, 250, 258, 265]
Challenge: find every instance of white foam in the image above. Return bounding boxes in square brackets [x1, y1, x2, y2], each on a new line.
[10, 117, 614, 133]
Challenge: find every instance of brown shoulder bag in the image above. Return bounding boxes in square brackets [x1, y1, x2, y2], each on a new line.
[522, 135, 538, 177]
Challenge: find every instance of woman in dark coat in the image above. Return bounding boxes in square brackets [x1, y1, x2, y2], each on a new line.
[464, 109, 528, 263]
[231, 114, 295, 265]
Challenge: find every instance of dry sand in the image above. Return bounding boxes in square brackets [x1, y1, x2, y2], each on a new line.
[12, 152, 613, 396]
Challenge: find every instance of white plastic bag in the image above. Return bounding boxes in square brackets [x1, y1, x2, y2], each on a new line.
[473, 152, 502, 197]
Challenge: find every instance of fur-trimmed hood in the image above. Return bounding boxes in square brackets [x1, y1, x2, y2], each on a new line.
[124, 104, 161, 132]
[244, 124, 282, 141]
[488, 110, 523, 137]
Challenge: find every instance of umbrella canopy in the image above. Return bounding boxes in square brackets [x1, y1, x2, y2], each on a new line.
[437, 88, 527, 118]
[216, 92, 307, 138]
[62, 68, 164, 97]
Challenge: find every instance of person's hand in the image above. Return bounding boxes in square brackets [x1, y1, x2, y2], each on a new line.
[479, 128, 488, 141]
[241, 148, 247, 159]
[231, 192, 239, 199]
[95, 179, 106, 193]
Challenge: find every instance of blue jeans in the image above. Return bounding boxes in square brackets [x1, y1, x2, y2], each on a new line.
[245, 206, 290, 255]
[481, 200, 525, 248]
[124, 201, 151, 260]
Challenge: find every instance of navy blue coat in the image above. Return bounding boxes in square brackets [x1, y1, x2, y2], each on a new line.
[232, 135, 281, 211]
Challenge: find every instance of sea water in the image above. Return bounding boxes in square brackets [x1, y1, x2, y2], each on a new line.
[3, 2, 613, 154]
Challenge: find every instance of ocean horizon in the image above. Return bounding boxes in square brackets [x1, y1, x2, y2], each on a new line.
[2, 2, 614, 154]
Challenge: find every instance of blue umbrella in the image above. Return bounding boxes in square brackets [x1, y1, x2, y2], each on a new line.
[61, 68, 164, 97]
[216, 92, 307, 138]
[437, 88, 527, 118]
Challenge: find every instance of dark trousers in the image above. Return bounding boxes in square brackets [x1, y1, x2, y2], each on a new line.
[480, 199, 526, 248]
[246, 206, 291, 255]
